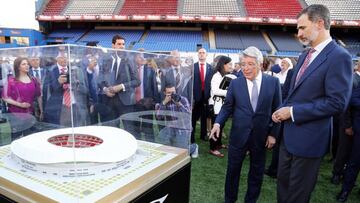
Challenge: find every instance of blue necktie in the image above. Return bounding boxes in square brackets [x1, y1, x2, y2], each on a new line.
[251, 80, 258, 111]
[34, 69, 40, 79]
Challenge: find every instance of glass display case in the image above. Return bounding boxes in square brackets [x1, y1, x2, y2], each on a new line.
[0, 45, 193, 202]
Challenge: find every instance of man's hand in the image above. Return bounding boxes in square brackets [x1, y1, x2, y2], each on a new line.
[272, 107, 291, 123]
[163, 94, 172, 105]
[58, 74, 67, 84]
[209, 123, 221, 141]
[109, 84, 123, 93]
[265, 136, 276, 149]
[345, 127, 353, 136]
[104, 87, 115, 97]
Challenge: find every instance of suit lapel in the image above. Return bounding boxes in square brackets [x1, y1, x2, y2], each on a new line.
[255, 73, 267, 112]
[288, 41, 336, 97]
[240, 76, 253, 112]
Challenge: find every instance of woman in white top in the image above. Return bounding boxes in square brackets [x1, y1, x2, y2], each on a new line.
[208, 56, 233, 157]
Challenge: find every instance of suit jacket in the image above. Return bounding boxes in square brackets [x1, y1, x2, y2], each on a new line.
[43, 65, 89, 125]
[164, 66, 192, 102]
[282, 41, 353, 158]
[141, 64, 158, 100]
[101, 54, 140, 106]
[193, 62, 213, 103]
[215, 73, 282, 149]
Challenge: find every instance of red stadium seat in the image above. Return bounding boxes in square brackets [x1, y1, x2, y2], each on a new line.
[244, 0, 303, 18]
[119, 0, 178, 15]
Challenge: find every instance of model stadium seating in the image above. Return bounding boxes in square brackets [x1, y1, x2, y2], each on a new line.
[244, 0, 303, 18]
[119, 0, 177, 15]
[182, 0, 246, 16]
[42, 0, 69, 15]
[305, 0, 360, 20]
[64, 0, 119, 15]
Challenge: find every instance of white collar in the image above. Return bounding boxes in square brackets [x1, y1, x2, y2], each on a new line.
[313, 37, 332, 53]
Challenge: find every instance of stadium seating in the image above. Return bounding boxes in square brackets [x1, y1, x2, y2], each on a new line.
[336, 33, 360, 57]
[47, 29, 87, 43]
[78, 29, 144, 48]
[244, 0, 303, 18]
[119, 0, 177, 15]
[304, 0, 360, 20]
[182, 0, 246, 16]
[42, 0, 69, 15]
[214, 30, 271, 52]
[133, 30, 204, 52]
[268, 31, 304, 52]
[64, 0, 119, 15]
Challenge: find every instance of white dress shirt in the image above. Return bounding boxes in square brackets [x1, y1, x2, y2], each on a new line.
[246, 72, 262, 101]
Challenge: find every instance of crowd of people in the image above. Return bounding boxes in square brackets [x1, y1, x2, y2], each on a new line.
[0, 3, 359, 203]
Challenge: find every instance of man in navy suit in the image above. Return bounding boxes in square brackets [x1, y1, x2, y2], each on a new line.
[272, 4, 353, 203]
[132, 52, 158, 141]
[98, 35, 140, 128]
[337, 61, 360, 202]
[192, 48, 213, 144]
[210, 46, 281, 203]
[29, 55, 47, 121]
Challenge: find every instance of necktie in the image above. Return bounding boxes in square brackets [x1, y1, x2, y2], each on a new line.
[200, 63, 205, 91]
[34, 69, 40, 80]
[295, 48, 316, 85]
[251, 80, 258, 112]
[135, 66, 142, 102]
[61, 67, 71, 108]
[175, 68, 181, 88]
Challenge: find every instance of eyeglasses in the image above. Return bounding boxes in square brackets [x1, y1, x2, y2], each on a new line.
[240, 62, 257, 69]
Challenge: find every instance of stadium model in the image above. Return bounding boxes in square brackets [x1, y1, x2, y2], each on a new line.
[10, 126, 138, 178]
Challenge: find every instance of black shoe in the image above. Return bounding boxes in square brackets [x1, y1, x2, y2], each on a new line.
[336, 190, 349, 202]
[264, 169, 277, 178]
[331, 174, 342, 185]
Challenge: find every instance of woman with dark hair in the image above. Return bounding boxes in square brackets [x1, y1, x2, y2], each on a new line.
[208, 55, 233, 157]
[2, 57, 42, 139]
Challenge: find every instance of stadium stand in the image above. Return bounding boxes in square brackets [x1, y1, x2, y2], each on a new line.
[133, 30, 205, 52]
[42, 0, 69, 15]
[182, 0, 246, 16]
[63, 0, 119, 15]
[243, 0, 303, 18]
[119, 0, 177, 15]
[305, 0, 360, 20]
[268, 31, 304, 53]
[78, 29, 144, 48]
[214, 30, 271, 52]
[335, 33, 360, 57]
[47, 29, 87, 43]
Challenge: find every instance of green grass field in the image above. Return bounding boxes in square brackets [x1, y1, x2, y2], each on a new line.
[189, 121, 360, 203]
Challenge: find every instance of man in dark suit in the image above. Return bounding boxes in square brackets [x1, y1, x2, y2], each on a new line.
[272, 4, 353, 203]
[29, 54, 47, 121]
[132, 52, 158, 141]
[43, 52, 90, 126]
[192, 48, 213, 143]
[337, 60, 360, 202]
[99, 34, 140, 129]
[163, 50, 192, 103]
[210, 46, 281, 203]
